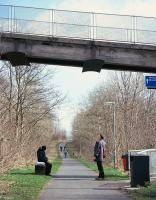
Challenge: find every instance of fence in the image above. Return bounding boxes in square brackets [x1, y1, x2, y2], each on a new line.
[0, 4, 156, 45]
[129, 149, 156, 177]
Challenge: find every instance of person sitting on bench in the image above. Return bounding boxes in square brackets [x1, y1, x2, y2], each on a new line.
[37, 145, 52, 175]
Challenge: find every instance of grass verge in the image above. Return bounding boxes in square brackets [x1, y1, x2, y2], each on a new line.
[80, 158, 156, 199]
[0, 156, 62, 200]
[80, 159, 128, 181]
[128, 182, 156, 200]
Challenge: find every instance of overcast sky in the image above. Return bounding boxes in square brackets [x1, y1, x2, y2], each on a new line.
[0, 0, 155, 135]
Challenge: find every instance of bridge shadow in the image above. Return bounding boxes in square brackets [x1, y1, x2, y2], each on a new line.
[62, 163, 84, 166]
[47, 187, 124, 190]
[52, 174, 96, 180]
[9, 173, 95, 180]
[10, 172, 127, 181]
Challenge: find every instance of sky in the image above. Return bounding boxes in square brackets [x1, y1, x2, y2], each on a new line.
[0, 0, 156, 135]
[52, 67, 110, 134]
[1, 0, 156, 17]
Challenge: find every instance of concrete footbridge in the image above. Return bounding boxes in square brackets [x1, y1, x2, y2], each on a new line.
[1, 4, 156, 72]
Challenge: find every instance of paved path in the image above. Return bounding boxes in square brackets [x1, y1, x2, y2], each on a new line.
[39, 157, 132, 200]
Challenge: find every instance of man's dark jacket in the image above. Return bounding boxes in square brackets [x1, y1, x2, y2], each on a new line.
[37, 147, 48, 163]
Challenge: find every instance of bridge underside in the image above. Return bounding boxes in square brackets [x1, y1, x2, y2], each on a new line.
[1, 33, 156, 73]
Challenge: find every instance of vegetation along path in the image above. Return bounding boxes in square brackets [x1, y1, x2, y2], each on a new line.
[39, 157, 132, 200]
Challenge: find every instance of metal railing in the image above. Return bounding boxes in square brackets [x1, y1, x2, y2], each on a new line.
[0, 4, 156, 45]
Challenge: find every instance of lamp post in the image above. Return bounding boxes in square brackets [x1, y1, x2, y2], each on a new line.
[104, 102, 116, 169]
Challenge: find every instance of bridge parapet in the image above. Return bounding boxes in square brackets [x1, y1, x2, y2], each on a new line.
[0, 4, 156, 45]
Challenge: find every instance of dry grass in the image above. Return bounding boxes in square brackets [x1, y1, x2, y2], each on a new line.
[0, 141, 60, 200]
[0, 180, 14, 196]
[47, 142, 58, 162]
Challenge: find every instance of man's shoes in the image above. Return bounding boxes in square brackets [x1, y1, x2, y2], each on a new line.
[95, 177, 105, 181]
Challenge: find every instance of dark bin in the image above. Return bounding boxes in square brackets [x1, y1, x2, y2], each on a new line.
[130, 155, 150, 187]
[122, 153, 129, 171]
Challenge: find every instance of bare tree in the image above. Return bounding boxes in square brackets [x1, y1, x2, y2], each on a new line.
[71, 72, 156, 168]
[0, 62, 65, 172]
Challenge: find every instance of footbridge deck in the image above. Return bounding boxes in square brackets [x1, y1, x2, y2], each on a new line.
[1, 5, 156, 72]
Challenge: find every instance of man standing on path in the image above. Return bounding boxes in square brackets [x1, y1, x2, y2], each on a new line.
[94, 134, 106, 180]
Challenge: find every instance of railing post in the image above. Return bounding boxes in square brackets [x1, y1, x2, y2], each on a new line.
[126, 29, 128, 42]
[12, 5, 15, 33]
[92, 12, 95, 40]
[135, 16, 137, 43]
[52, 9, 54, 37]
[14, 6, 18, 33]
[132, 16, 137, 44]
[49, 9, 51, 36]
[10, 5, 13, 33]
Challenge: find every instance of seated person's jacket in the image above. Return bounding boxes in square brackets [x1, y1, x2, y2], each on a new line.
[37, 148, 48, 163]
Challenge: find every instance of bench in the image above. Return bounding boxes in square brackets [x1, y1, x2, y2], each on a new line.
[35, 162, 46, 175]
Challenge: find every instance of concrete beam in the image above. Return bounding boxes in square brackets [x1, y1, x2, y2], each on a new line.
[1, 33, 156, 72]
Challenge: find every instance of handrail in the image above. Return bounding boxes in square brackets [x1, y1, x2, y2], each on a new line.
[1, 4, 156, 19]
[1, 4, 156, 45]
